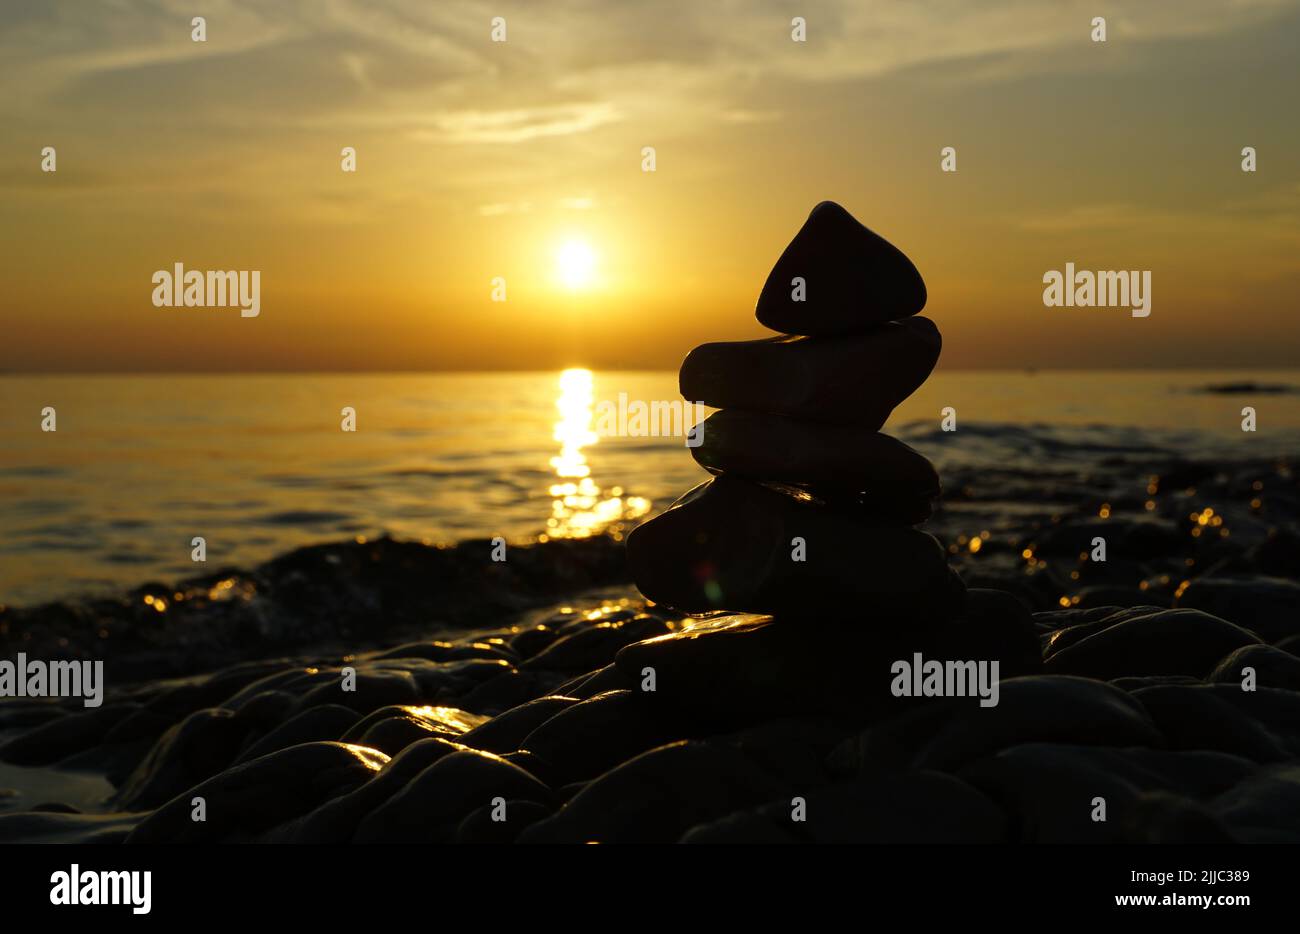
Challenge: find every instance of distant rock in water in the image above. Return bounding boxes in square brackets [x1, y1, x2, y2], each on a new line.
[1198, 382, 1296, 395]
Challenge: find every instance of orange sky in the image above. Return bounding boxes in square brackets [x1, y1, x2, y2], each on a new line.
[2, 0, 1298, 372]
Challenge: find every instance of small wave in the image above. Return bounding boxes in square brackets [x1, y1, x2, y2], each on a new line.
[102, 551, 159, 565]
[382, 466, 547, 481]
[0, 465, 66, 478]
[260, 474, 325, 489]
[255, 510, 353, 526]
[892, 420, 1249, 467]
[1195, 382, 1297, 395]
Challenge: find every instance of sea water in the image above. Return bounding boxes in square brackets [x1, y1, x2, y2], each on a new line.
[1, 369, 1296, 605]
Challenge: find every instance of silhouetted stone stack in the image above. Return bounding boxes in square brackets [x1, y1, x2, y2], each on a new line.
[628, 201, 963, 622]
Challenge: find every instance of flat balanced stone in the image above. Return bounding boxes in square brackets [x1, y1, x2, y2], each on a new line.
[625, 475, 964, 620]
[679, 317, 940, 428]
[755, 201, 926, 336]
[691, 408, 939, 510]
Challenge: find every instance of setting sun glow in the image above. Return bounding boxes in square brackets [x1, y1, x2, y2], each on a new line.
[555, 240, 597, 290]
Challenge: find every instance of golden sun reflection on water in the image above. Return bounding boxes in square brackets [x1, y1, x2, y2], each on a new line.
[545, 368, 651, 540]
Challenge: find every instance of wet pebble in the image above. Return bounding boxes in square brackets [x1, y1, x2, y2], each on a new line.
[520, 689, 689, 785]
[1043, 608, 1261, 680]
[127, 742, 389, 843]
[353, 748, 551, 843]
[685, 771, 1007, 844]
[519, 741, 786, 844]
[1177, 575, 1300, 643]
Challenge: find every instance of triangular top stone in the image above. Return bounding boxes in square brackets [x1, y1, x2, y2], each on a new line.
[755, 201, 926, 336]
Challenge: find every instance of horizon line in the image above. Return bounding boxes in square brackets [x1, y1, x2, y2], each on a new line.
[2, 366, 1299, 377]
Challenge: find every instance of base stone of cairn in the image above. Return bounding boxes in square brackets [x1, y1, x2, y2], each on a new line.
[625, 201, 1041, 719]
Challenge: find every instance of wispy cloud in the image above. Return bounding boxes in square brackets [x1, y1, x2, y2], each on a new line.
[5, 0, 1294, 131]
[413, 103, 622, 144]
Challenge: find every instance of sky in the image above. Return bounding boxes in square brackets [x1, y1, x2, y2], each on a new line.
[2, 0, 1298, 372]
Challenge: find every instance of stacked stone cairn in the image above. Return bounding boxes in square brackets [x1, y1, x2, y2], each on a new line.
[628, 200, 963, 619]
[625, 201, 1040, 720]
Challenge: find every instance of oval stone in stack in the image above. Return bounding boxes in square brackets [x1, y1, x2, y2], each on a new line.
[679, 317, 941, 428]
[625, 475, 964, 622]
[689, 408, 939, 523]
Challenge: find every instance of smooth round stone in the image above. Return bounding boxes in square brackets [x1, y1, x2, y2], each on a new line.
[569, 664, 637, 698]
[455, 670, 548, 715]
[1032, 605, 1134, 630]
[1109, 675, 1202, 692]
[116, 709, 254, 811]
[521, 615, 670, 672]
[1210, 644, 1300, 692]
[520, 689, 689, 785]
[234, 705, 360, 764]
[371, 640, 516, 663]
[457, 696, 579, 754]
[353, 748, 552, 843]
[1131, 684, 1289, 763]
[755, 201, 926, 335]
[679, 318, 941, 428]
[1211, 768, 1300, 843]
[958, 744, 1254, 844]
[1176, 575, 1300, 643]
[338, 704, 486, 751]
[613, 608, 1041, 726]
[126, 742, 389, 843]
[625, 475, 963, 619]
[518, 741, 786, 844]
[221, 667, 337, 711]
[1043, 608, 1262, 680]
[691, 408, 939, 516]
[291, 668, 422, 716]
[1120, 791, 1237, 844]
[687, 771, 1007, 844]
[715, 716, 853, 787]
[1186, 685, 1300, 758]
[508, 625, 560, 660]
[678, 811, 802, 843]
[456, 799, 551, 843]
[832, 676, 1149, 780]
[0, 704, 141, 768]
[285, 737, 465, 843]
[1043, 605, 1167, 657]
[138, 660, 292, 719]
[911, 676, 1162, 772]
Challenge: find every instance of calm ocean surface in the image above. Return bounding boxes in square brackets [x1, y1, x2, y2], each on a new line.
[2, 370, 1297, 605]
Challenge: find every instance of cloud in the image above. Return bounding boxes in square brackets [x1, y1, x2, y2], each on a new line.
[413, 103, 622, 144]
[478, 201, 533, 216]
[7, 0, 1295, 129]
[1015, 196, 1300, 248]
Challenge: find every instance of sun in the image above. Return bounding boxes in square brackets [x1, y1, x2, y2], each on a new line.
[555, 239, 597, 290]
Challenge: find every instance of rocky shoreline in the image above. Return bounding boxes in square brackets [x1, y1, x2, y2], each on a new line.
[0, 445, 1297, 843]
